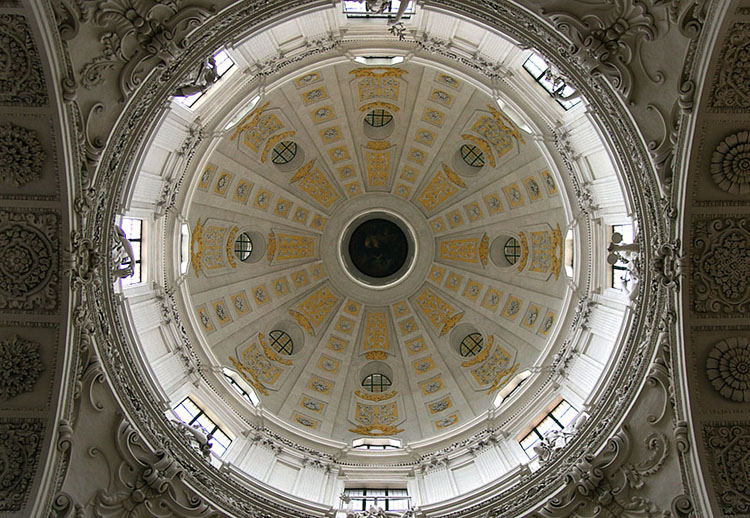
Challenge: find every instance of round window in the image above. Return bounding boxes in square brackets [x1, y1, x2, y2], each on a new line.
[460, 144, 485, 167]
[271, 141, 297, 165]
[234, 232, 253, 261]
[504, 237, 521, 264]
[364, 109, 393, 128]
[269, 329, 293, 355]
[361, 373, 392, 393]
[459, 332, 483, 357]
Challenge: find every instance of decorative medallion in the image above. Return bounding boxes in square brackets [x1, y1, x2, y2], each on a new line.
[706, 337, 750, 402]
[0, 209, 59, 312]
[0, 335, 42, 400]
[691, 216, 750, 314]
[0, 123, 44, 187]
[710, 131, 750, 194]
[0, 15, 47, 106]
[0, 418, 44, 511]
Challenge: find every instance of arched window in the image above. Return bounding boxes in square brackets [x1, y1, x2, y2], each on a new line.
[365, 109, 393, 127]
[460, 144, 485, 167]
[361, 373, 392, 393]
[504, 237, 521, 264]
[269, 329, 293, 355]
[271, 141, 297, 164]
[234, 232, 253, 261]
[459, 332, 483, 357]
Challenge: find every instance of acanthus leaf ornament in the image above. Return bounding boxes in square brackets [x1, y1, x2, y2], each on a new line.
[80, 0, 215, 99]
[0, 122, 45, 187]
[0, 336, 43, 401]
[547, 0, 663, 102]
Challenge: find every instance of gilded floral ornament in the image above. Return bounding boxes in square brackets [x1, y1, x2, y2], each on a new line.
[0, 122, 44, 187]
[0, 336, 43, 400]
[710, 130, 750, 194]
[706, 337, 750, 402]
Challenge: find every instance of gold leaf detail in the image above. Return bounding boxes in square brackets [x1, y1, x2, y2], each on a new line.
[365, 351, 388, 361]
[267, 231, 276, 263]
[190, 218, 205, 277]
[440, 311, 464, 336]
[289, 309, 315, 335]
[367, 140, 391, 150]
[258, 333, 293, 366]
[518, 231, 529, 271]
[479, 233, 490, 267]
[442, 163, 467, 188]
[461, 336, 493, 367]
[226, 226, 239, 268]
[354, 389, 398, 401]
[348, 424, 404, 436]
[359, 101, 400, 113]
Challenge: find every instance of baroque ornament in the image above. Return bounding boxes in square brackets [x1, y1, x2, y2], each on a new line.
[0, 14, 48, 106]
[709, 22, 750, 110]
[691, 216, 750, 314]
[0, 209, 59, 312]
[706, 337, 750, 402]
[710, 130, 750, 194]
[0, 335, 43, 400]
[80, 0, 214, 97]
[704, 423, 750, 514]
[0, 122, 44, 187]
[0, 418, 44, 512]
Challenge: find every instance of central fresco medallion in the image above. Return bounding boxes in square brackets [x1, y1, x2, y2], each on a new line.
[348, 218, 408, 278]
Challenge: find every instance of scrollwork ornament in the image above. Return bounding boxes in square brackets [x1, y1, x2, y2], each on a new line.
[691, 216, 750, 314]
[0, 209, 60, 312]
[710, 130, 750, 194]
[703, 423, 750, 514]
[710, 22, 750, 110]
[706, 337, 750, 402]
[0, 335, 43, 400]
[0, 122, 45, 187]
[0, 418, 45, 512]
[0, 14, 48, 106]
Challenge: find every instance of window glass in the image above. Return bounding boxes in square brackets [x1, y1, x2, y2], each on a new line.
[504, 237, 521, 264]
[343, 488, 409, 511]
[120, 217, 143, 286]
[362, 373, 392, 393]
[173, 397, 232, 457]
[365, 109, 393, 127]
[610, 224, 635, 291]
[269, 329, 294, 355]
[234, 232, 253, 262]
[343, 0, 414, 18]
[460, 144, 485, 167]
[271, 141, 297, 164]
[176, 49, 235, 108]
[519, 399, 578, 459]
[522, 52, 581, 110]
[459, 332, 483, 357]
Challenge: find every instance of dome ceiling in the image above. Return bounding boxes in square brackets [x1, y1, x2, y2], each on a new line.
[185, 60, 569, 442]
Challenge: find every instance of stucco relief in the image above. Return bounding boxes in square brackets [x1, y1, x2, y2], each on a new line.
[706, 337, 750, 402]
[710, 130, 750, 194]
[0, 335, 43, 400]
[0, 418, 45, 512]
[78, 1, 214, 97]
[0, 209, 60, 312]
[0, 122, 45, 187]
[709, 22, 750, 111]
[0, 14, 48, 106]
[703, 423, 750, 514]
[691, 216, 750, 315]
